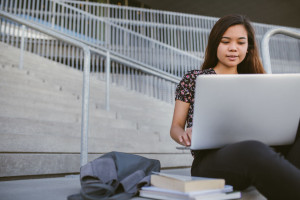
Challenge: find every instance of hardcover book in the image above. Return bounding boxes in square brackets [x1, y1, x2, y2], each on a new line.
[150, 172, 225, 192]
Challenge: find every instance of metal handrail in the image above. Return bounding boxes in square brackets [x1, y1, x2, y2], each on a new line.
[261, 28, 300, 74]
[37, 18, 181, 83]
[61, 0, 217, 26]
[53, 0, 201, 59]
[1, 0, 202, 77]
[61, 0, 215, 55]
[62, 0, 300, 56]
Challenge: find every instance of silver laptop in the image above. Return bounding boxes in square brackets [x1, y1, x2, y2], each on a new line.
[191, 74, 300, 150]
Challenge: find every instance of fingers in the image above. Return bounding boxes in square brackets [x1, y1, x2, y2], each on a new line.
[182, 135, 191, 146]
[186, 128, 192, 138]
[179, 129, 192, 146]
[185, 128, 192, 146]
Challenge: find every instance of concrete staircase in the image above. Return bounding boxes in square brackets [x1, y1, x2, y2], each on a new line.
[0, 42, 192, 178]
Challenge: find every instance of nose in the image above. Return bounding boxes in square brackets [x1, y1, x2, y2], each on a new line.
[228, 43, 237, 51]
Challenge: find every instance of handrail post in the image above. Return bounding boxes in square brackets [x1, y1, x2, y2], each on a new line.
[261, 28, 300, 74]
[19, 25, 26, 70]
[261, 30, 272, 74]
[105, 9, 111, 111]
[106, 51, 110, 111]
[51, 0, 56, 28]
[80, 47, 91, 166]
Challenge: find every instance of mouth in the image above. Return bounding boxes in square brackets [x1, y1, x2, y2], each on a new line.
[226, 55, 238, 58]
[226, 55, 238, 61]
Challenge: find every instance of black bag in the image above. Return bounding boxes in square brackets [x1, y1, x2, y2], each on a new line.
[68, 151, 161, 200]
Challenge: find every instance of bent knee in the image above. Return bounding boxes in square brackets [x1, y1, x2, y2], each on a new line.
[223, 140, 273, 164]
[235, 140, 269, 153]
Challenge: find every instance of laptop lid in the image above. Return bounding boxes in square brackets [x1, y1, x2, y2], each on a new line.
[191, 74, 300, 150]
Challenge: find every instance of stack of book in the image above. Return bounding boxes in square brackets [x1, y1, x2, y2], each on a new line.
[139, 172, 241, 200]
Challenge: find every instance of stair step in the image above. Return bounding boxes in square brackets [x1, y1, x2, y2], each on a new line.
[0, 131, 175, 153]
[0, 102, 137, 130]
[0, 85, 81, 108]
[0, 116, 145, 138]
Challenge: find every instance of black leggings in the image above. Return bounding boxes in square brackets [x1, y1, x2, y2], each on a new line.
[191, 128, 300, 200]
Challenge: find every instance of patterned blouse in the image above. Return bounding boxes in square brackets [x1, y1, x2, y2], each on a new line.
[175, 68, 216, 128]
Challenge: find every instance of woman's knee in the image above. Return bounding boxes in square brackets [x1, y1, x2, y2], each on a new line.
[229, 140, 269, 153]
[221, 140, 273, 165]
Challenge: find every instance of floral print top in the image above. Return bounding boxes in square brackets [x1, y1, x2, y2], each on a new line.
[175, 68, 216, 128]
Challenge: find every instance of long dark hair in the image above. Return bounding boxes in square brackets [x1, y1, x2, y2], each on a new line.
[201, 14, 265, 74]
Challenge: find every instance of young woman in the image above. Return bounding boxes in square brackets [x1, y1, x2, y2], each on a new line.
[170, 14, 300, 199]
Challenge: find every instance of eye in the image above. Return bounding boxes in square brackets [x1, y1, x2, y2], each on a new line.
[238, 42, 246, 45]
[221, 40, 229, 44]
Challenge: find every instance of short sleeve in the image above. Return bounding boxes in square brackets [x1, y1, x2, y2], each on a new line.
[175, 73, 194, 103]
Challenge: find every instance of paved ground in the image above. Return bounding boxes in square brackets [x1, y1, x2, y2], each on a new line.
[0, 168, 191, 200]
[0, 167, 266, 200]
[0, 175, 81, 200]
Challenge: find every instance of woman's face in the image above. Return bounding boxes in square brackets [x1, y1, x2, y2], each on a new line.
[216, 24, 248, 70]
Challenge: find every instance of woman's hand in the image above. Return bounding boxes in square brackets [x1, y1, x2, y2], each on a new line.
[170, 100, 192, 146]
[179, 127, 192, 146]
